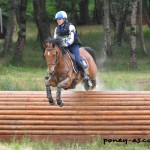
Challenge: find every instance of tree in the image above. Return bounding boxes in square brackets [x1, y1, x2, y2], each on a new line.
[0, 0, 18, 57]
[110, 0, 130, 46]
[70, 0, 79, 25]
[93, 0, 103, 24]
[103, 0, 112, 56]
[12, 0, 28, 64]
[130, 0, 138, 68]
[79, 0, 89, 24]
[115, 2, 130, 46]
[143, 0, 150, 27]
[33, 0, 51, 47]
[138, 0, 147, 55]
[55, 0, 69, 12]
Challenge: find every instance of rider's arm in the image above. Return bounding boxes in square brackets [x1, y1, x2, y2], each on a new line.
[54, 27, 57, 38]
[64, 25, 76, 46]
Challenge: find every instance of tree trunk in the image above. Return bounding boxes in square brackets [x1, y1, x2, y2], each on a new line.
[33, 0, 51, 46]
[103, 0, 112, 56]
[79, 0, 89, 25]
[144, 9, 150, 27]
[70, 0, 79, 25]
[0, 8, 3, 34]
[138, 0, 147, 55]
[55, 0, 66, 11]
[0, 0, 18, 57]
[110, 1, 130, 46]
[12, 0, 27, 64]
[93, 0, 103, 24]
[116, 5, 129, 46]
[143, 0, 150, 27]
[130, 0, 138, 68]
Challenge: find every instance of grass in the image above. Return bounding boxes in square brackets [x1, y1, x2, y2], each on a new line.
[0, 137, 150, 150]
[0, 64, 46, 90]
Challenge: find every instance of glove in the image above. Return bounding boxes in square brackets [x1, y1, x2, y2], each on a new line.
[63, 42, 69, 47]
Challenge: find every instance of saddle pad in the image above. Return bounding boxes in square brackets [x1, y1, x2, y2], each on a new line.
[67, 53, 79, 73]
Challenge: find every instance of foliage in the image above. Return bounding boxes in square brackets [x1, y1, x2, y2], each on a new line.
[26, 1, 34, 21]
[0, 0, 101, 22]
[0, 0, 9, 24]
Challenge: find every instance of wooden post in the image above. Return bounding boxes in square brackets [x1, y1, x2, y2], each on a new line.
[0, 91, 150, 142]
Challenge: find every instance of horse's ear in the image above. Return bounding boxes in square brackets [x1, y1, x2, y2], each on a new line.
[43, 42, 48, 48]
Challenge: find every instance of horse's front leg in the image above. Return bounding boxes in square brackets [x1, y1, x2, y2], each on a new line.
[56, 77, 71, 107]
[45, 76, 55, 105]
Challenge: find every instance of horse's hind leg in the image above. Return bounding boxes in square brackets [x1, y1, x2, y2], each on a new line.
[83, 79, 96, 91]
[56, 77, 71, 107]
[83, 79, 90, 91]
[91, 79, 96, 90]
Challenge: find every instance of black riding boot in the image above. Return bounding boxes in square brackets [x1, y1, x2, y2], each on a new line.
[79, 64, 89, 81]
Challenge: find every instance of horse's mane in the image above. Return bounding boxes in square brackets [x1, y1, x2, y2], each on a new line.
[45, 37, 62, 47]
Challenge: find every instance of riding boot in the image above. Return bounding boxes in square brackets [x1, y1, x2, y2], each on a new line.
[79, 64, 89, 81]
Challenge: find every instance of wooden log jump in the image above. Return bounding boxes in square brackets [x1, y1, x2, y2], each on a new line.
[0, 91, 150, 142]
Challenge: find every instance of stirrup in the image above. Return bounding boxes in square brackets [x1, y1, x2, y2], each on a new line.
[82, 73, 89, 81]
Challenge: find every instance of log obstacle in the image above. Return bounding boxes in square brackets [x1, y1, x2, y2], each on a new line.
[0, 91, 150, 142]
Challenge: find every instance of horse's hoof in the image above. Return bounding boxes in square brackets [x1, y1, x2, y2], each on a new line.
[48, 98, 55, 105]
[59, 102, 64, 107]
[49, 100, 55, 105]
[57, 100, 64, 107]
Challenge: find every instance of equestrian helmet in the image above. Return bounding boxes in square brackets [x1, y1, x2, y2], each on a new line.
[54, 11, 67, 20]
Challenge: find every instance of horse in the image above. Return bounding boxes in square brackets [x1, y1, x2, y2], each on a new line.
[44, 37, 97, 107]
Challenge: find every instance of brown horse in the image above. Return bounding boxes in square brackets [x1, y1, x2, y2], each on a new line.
[44, 37, 97, 107]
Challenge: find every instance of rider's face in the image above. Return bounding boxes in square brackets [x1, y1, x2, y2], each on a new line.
[57, 19, 64, 25]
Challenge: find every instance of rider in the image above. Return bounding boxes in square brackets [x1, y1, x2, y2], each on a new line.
[53, 10, 89, 81]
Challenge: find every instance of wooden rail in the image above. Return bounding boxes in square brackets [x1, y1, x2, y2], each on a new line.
[0, 91, 150, 142]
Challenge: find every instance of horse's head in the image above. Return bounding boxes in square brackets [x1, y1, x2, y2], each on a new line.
[44, 37, 62, 75]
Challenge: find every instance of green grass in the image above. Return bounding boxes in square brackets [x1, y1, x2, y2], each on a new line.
[0, 65, 46, 90]
[0, 137, 150, 150]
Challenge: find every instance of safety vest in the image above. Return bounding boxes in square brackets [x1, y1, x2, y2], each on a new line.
[56, 21, 81, 45]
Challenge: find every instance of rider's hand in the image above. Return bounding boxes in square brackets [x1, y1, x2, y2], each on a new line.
[63, 42, 68, 47]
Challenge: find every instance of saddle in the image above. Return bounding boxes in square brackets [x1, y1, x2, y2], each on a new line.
[61, 48, 88, 89]
[64, 49, 88, 73]
[67, 51, 79, 73]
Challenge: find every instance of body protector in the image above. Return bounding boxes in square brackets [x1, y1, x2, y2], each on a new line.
[54, 21, 81, 47]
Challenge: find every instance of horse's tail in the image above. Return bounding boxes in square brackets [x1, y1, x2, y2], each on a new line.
[84, 47, 97, 65]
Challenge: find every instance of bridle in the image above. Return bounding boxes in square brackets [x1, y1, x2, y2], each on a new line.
[45, 48, 59, 66]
